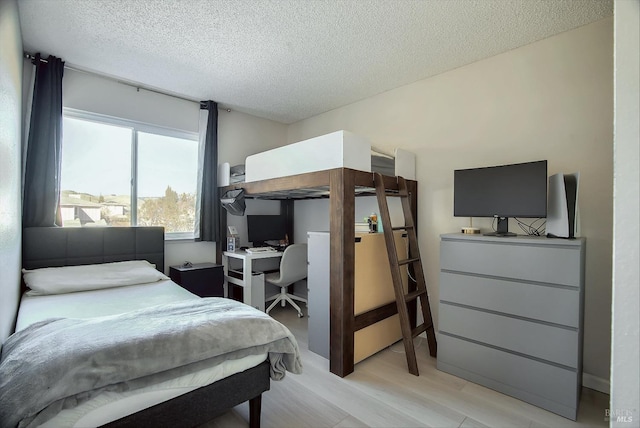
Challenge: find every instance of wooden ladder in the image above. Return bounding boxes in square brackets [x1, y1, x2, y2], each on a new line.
[373, 173, 437, 376]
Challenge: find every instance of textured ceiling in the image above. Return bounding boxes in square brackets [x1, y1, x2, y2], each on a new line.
[18, 0, 612, 124]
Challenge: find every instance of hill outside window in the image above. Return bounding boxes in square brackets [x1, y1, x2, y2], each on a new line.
[60, 109, 198, 240]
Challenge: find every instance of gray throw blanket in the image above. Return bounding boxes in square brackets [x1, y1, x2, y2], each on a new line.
[0, 298, 302, 428]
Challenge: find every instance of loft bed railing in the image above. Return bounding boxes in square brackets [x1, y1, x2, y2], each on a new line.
[217, 167, 418, 377]
[217, 168, 405, 200]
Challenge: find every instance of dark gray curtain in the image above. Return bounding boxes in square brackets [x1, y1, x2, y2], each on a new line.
[196, 100, 219, 242]
[22, 54, 65, 227]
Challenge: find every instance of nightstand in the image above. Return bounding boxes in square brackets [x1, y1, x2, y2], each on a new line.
[169, 262, 224, 297]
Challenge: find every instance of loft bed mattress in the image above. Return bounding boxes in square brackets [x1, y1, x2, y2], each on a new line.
[6, 280, 274, 427]
[243, 130, 416, 182]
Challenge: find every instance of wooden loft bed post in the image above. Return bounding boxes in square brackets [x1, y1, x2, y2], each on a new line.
[280, 199, 294, 243]
[329, 168, 356, 377]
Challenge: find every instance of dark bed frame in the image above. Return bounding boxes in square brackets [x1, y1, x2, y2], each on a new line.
[22, 226, 269, 428]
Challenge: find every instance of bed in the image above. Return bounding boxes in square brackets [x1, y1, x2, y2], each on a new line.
[239, 130, 416, 184]
[216, 133, 434, 379]
[1, 226, 302, 428]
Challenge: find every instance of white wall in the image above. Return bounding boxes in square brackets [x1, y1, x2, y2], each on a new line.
[288, 18, 614, 386]
[0, 0, 23, 345]
[611, 0, 639, 425]
[63, 69, 199, 132]
[61, 70, 287, 271]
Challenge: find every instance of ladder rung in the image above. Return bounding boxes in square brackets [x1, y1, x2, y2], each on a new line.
[384, 191, 409, 197]
[412, 323, 431, 338]
[404, 289, 427, 303]
[398, 257, 420, 266]
[391, 225, 414, 231]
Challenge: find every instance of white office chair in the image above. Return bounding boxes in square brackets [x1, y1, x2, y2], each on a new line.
[264, 243, 308, 317]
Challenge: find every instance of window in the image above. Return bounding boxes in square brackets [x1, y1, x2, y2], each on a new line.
[60, 109, 199, 239]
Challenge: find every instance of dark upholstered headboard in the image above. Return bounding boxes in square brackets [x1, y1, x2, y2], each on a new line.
[22, 227, 165, 272]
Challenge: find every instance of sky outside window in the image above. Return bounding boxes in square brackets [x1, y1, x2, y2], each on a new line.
[61, 117, 131, 196]
[138, 132, 198, 197]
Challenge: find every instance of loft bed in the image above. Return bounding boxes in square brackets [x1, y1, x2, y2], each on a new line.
[4, 227, 301, 427]
[218, 168, 418, 378]
[242, 130, 416, 184]
[220, 130, 416, 187]
[217, 133, 419, 378]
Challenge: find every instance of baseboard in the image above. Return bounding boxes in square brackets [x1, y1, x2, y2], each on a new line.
[583, 372, 610, 394]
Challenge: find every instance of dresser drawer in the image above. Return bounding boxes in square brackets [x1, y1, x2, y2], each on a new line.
[439, 303, 579, 368]
[441, 239, 582, 287]
[437, 334, 579, 418]
[440, 271, 580, 327]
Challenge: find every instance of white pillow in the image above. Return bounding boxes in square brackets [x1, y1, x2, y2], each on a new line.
[23, 260, 169, 296]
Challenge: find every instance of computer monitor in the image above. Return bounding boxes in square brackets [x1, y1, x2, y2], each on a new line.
[454, 160, 547, 236]
[246, 215, 287, 247]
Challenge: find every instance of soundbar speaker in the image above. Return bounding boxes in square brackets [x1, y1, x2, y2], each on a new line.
[546, 172, 580, 238]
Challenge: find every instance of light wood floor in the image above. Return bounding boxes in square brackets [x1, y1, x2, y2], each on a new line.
[204, 306, 609, 428]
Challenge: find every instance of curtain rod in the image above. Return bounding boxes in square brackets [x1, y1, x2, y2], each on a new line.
[23, 52, 230, 111]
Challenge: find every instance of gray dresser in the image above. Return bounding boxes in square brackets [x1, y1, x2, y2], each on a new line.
[437, 233, 585, 420]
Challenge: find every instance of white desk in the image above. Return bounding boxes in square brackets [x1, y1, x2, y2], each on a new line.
[223, 250, 283, 311]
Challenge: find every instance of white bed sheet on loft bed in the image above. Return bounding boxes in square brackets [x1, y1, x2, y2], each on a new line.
[242, 130, 416, 183]
[16, 280, 268, 428]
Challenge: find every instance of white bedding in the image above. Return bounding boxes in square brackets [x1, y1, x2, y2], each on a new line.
[15, 280, 268, 427]
[16, 279, 194, 330]
[243, 130, 416, 183]
[21, 260, 169, 296]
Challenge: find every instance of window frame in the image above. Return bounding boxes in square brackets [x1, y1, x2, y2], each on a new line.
[62, 108, 200, 240]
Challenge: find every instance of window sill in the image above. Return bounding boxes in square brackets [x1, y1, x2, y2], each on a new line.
[165, 232, 196, 241]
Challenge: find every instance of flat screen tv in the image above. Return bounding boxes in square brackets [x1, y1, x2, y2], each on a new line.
[454, 160, 547, 236]
[246, 215, 287, 246]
